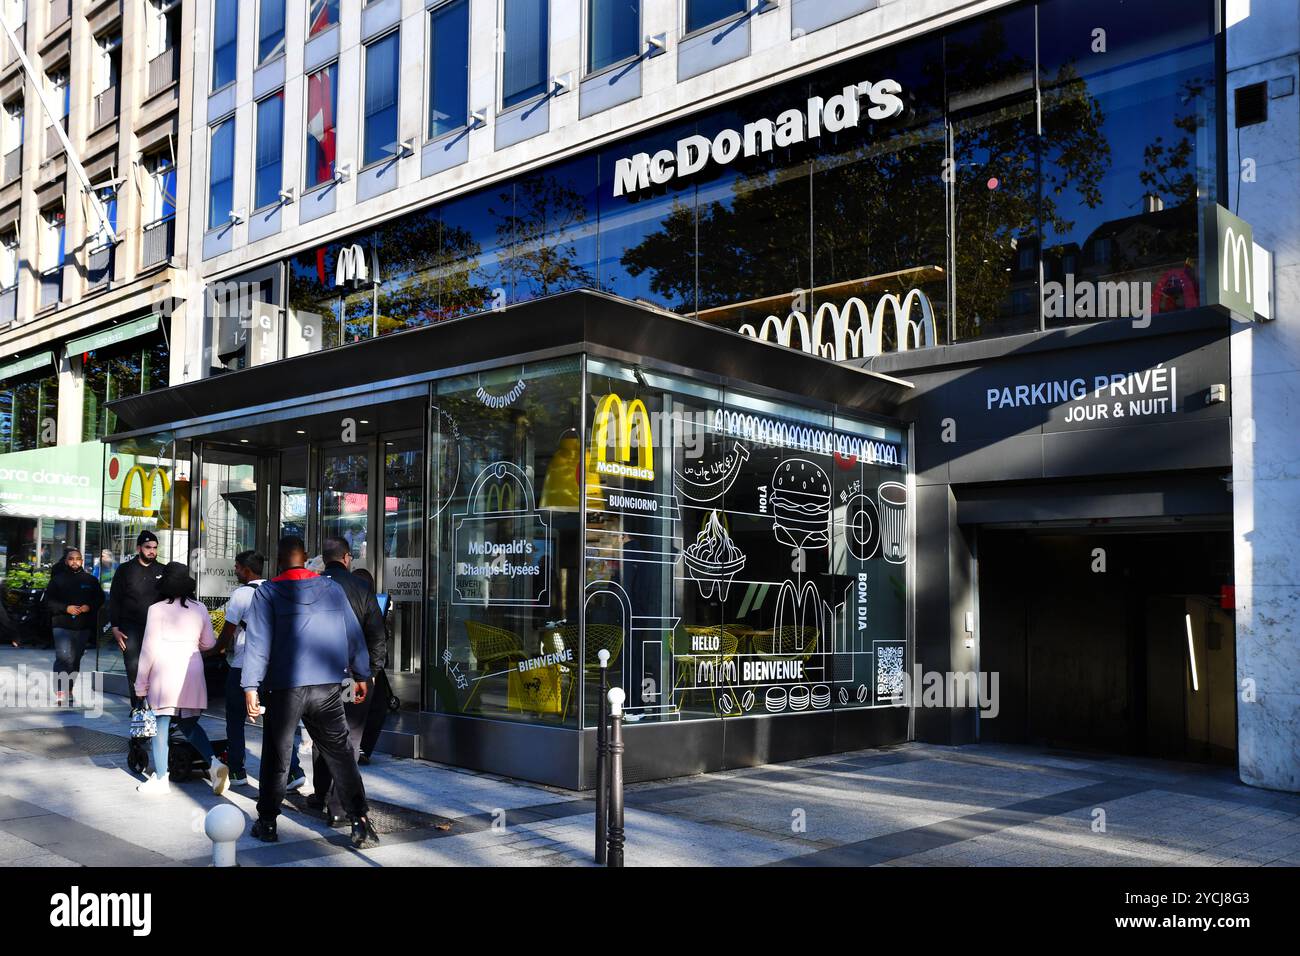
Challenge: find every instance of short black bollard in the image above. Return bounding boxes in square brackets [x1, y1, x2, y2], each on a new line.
[594, 648, 610, 864]
[606, 686, 626, 868]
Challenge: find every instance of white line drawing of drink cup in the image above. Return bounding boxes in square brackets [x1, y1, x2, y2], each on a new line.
[877, 481, 908, 565]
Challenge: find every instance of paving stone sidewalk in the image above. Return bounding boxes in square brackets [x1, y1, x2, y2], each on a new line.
[2, 647, 1299, 867]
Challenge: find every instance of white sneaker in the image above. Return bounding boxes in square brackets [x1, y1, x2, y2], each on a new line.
[137, 773, 171, 796]
[208, 760, 230, 796]
[286, 771, 307, 792]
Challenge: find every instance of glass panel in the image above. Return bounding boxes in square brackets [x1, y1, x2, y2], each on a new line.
[363, 32, 400, 167]
[502, 0, 548, 109]
[94, 436, 191, 675]
[375, 207, 442, 332]
[438, 186, 514, 319]
[195, 448, 258, 608]
[581, 359, 909, 724]
[588, 0, 639, 73]
[287, 244, 343, 354]
[0, 372, 57, 453]
[511, 156, 598, 301]
[431, 358, 583, 726]
[212, 0, 238, 89]
[305, 64, 338, 189]
[309, 0, 339, 36]
[320, 449, 371, 573]
[254, 93, 284, 211]
[278, 446, 309, 549]
[429, 0, 469, 138]
[382, 434, 423, 693]
[208, 117, 235, 230]
[685, 0, 744, 34]
[258, 0, 286, 62]
[80, 333, 170, 441]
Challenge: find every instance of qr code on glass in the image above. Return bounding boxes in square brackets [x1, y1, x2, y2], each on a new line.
[876, 645, 905, 701]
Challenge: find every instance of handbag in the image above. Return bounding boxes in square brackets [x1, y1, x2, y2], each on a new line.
[129, 704, 158, 739]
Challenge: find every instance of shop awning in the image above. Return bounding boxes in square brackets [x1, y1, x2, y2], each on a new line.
[107, 290, 913, 438]
[0, 350, 56, 384]
[65, 313, 161, 358]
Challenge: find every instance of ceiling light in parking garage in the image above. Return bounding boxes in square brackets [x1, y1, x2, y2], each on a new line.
[360, 420, 370, 424]
[296, 430, 306, 434]
[239, 439, 249, 443]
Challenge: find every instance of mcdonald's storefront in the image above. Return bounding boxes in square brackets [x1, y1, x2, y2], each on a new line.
[105, 291, 916, 788]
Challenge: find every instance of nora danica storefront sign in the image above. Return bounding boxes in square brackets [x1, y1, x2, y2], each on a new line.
[612, 79, 905, 197]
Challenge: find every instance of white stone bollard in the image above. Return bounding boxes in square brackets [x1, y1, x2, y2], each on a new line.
[205, 805, 246, 867]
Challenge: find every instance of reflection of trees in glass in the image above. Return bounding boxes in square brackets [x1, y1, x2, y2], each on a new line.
[618, 197, 697, 309]
[1139, 77, 1208, 209]
[504, 174, 594, 298]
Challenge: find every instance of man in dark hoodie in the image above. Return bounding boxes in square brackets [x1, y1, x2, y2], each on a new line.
[310, 536, 387, 825]
[44, 548, 105, 705]
[107, 531, 165, 709]
[241, 535, 379, 849]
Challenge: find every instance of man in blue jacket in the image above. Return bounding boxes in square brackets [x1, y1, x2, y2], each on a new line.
[241, 535, 379, 849]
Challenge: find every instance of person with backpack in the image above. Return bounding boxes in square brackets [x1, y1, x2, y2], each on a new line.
[133, 562, 229, 797]
[43, 548, 105, 706]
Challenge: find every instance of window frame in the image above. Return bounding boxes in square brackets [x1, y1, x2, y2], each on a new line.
[253, 90, 286, 212]
[583, 0, 642, 79]
[211, 0, 239, 93]
[257, 0, 287, 66]
[303, 61, 340, 193]
[307, 0, 341, 39]
[361, 29, 402, 170]
[680, 0, 748, 41]
[425, 0, 471, 143]
[498, 0, 551, 113]
[207, 115, 237, 232]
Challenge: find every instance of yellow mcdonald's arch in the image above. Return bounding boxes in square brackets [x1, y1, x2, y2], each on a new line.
[591, 393, 655, 481]
[483, 480, 519, 514]
[119, 465, 171, 518]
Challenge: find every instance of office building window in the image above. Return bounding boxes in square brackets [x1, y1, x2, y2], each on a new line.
[208, 117, 236, 229]
[46, 70, 69, 118]
[309, 0, 339, 37]
[501, 0, 548, 109]
[254, 92, 284, 210]
[363, 32, 400, 166]
[685, 0, 744, 34]
[428, 0, 469, 138]
[258, 0, 286, 63]
[0, 230, 17, 289]
[0, 370, 57, 454]
[305, 63, 338, 188]
[212, 0, 238, 90]
[41, 207, 64, 273]
[144, 152, 177, 224]
[587, 0, 638, 73]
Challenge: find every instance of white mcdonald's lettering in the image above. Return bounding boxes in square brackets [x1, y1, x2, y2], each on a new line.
[592, 393, 655, 481]
[739, 289, 936, 361]
[1222, 227, 1252, 301]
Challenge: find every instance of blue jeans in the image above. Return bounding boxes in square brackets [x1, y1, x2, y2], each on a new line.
[51, 628, 89, 694]
[226, 665, 302, 777]
[151, 714, 215, 778]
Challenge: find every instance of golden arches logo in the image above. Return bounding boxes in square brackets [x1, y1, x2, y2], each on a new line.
[591, 393, 655, 482]
[119, 465, 171, 518]
[483, 480, 519, 514]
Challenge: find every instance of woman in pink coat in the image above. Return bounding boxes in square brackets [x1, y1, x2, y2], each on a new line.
[133, 562, 229, 796]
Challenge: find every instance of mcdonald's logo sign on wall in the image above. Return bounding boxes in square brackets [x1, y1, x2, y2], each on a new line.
[1204, 205, 1273, 321]
[591, 393, 655, 481]
[119, 464, 171, 518]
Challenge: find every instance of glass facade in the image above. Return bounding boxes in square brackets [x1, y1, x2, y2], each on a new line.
[0, 370, 57, 454]
[80, 333, 170, 441]
[231, 0, 1218, 369]
[426, 355, 908, 728]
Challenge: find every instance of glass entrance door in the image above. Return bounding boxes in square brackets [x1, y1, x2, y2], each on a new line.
[320, 447, 372, 572]
[195, 446, 260, 608]
[380, 433, 423, 706]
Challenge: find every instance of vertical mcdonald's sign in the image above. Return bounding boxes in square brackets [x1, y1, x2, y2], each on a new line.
[1203, 204, 1273, 320]
[590, 393, 655, 481]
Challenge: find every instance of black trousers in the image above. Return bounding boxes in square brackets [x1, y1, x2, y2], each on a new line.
[312, 688, 371, 818]
[257, 683, 368, 823]
[120, 623, 146, 710]
[358, 669, 392, 757]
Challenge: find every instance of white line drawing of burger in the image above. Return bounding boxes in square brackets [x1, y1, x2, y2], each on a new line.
[771, 458, 831, 552]
[683, 510, 747, 599]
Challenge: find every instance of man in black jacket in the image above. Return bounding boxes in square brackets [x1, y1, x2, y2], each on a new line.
[309, 536, 387, 825]
[107, 531, 165, 709]
[44, 549, 105, 705]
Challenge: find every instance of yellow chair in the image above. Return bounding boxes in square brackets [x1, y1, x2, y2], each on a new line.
[753, 626, 819, 662]
[463, 621, 527, 711]
[552, 623, 624, 722]
[671, 626, 741, 716]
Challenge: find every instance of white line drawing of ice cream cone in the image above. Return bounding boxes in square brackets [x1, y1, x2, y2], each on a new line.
[683, 510, 746, 599]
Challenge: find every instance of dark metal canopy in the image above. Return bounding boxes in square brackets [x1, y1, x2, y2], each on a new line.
[108, 289, 911, 437]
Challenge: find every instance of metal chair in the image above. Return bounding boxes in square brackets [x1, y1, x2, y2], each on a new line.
[670, 625, 741, 716]
[463, 620, 527, 711]
[553, 623, 624, 722]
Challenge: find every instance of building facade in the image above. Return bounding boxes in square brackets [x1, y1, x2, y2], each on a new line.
[0, 0, 194, 602]
[93, 0, 1300, 790]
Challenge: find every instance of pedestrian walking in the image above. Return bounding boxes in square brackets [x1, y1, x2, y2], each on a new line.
[309, 538, 387, 824]
[214, 550, 265, 785]
[241, 536, 378, 849]
[108, 531, 165, 709]
[43, 548, 105, 706]
[133, 562, 229, 797]
[352, 567, 392, 764]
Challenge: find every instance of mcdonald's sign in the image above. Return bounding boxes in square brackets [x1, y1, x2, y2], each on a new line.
[591, 393, 655, 482]
[483, 480, 519, 514]
[1204, 205, 1273, 320]
[119, 465, 171, 518]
